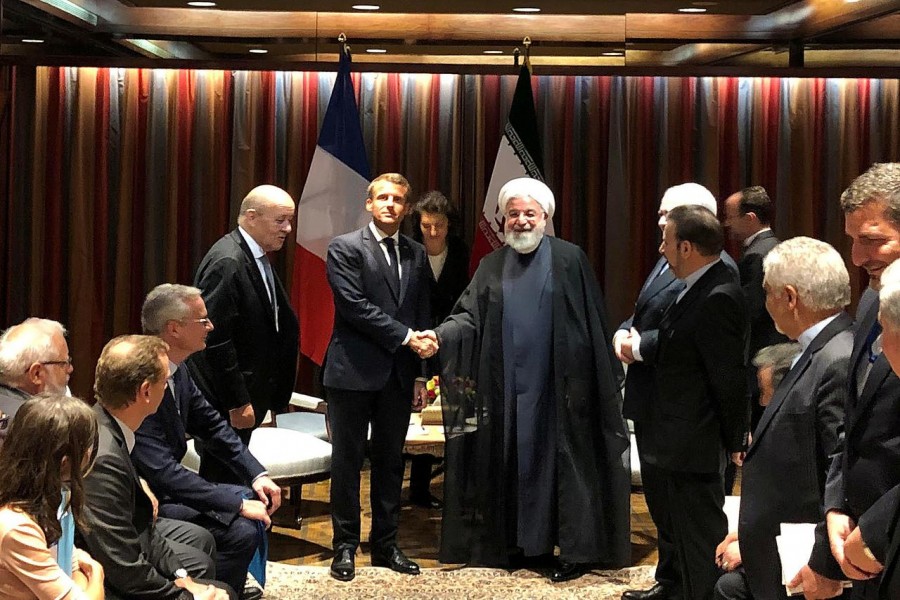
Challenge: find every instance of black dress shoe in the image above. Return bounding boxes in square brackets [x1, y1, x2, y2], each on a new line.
[240, 586, 264, 600]
[330, 548, 356, 582]
[549, 560, 589, 583]
[371, 546, 421, 575]
[621, 582, 674, 600]
[410, 494, 443, 510]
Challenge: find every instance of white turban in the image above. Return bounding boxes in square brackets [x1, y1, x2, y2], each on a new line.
[498, 177, 555, 219]
[659, 182, 718, 216]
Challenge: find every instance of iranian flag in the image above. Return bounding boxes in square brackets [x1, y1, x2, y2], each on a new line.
[291, 50, 370, 365]
[470, 62, 553, 274]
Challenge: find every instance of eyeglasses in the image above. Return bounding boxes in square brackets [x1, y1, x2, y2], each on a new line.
[40, 357, 73, 368]
[181, 318, 212, 327]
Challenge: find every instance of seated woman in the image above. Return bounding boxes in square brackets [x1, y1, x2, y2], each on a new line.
[0, 395, 105, 599]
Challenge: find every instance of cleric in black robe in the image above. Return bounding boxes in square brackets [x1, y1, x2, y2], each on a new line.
[433, 177, 631, 582]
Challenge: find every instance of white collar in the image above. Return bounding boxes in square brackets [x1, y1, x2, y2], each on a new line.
[797, 313, 840, 354]
[238, 226, 266, 260]
[111, 414, 136, 454]
[743, 227, 771, 248]
[681, 258, 720, 290]
[369, 222, 400, 244]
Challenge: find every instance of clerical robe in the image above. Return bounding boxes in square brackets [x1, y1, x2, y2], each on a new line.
[435, 236, 630, 567]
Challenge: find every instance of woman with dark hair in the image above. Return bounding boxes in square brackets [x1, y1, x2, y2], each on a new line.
[0, 395, 105, 599]
[408, 191, 471, 509]
[412, 191, 471, 326]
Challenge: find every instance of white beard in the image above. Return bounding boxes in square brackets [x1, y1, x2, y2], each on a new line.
[505, 220, 546, 254]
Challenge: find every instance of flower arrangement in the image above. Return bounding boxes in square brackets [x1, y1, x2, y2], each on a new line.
[425, 375, 440, 404]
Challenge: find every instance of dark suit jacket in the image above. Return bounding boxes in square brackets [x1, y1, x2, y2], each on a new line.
[810, 290, 900, 580]
[428, 235, 470, 326]
[132, 365, 265, 525]
[739, 312, 852, 599]
[620, 252, 739, 423]
[78, 406, 192, 600]
[0, 384, 29, 445]
[643, 259, 749, 473]
[187, 228, 299, 423]
[740, 229, 786, 356]
[323, 225, 431, 392]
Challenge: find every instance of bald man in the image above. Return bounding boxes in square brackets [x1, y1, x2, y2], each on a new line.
[187, 185, 300, 485]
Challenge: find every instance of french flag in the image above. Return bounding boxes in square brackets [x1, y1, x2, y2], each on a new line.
[292, 49, 370, 365]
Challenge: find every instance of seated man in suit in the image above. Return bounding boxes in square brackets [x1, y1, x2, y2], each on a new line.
[133, 284, 282, 600]
[0, 318, 73, 434]
[713, 237, 853, 600]
[79, 334, 234, 600]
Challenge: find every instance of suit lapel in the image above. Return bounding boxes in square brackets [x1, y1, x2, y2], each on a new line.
[748, 313, 851, 454]
[362, 227, 400, 301]
[398, 236, 414, 305]
[847, 300, 882, 432]
[231, 230, 277, 327]
[635, 258, 678, 314]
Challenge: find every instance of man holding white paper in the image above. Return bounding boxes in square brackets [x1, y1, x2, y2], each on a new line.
[712, 238, 852, 600]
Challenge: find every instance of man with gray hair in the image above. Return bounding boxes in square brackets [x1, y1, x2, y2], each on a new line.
[132, 283, 279, 600]
[187, 185, 300, 486]
[752, 342, 802, 408]
[618, 183, 738, 600]
[0, 317, 72, 441]
[792, 163, 900, 599]
[713, 237, 853, 600]
[433, 177, 630, 582]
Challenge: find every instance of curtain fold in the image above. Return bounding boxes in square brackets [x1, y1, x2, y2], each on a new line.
[2, 66, 899, 396]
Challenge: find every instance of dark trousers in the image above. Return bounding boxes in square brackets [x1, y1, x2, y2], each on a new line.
[328, 378, 412, 553]
[160, 503, 259, 594]
[714, 568, 752, 600]
[635, 423, 680, 594]
[660, 466, 727, 600]
[104, 518, 237, 600]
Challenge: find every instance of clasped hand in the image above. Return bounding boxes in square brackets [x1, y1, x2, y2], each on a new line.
[409, 330, 439, 359]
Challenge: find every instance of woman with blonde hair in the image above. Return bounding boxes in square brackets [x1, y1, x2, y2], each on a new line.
[0, 394, 105, 599]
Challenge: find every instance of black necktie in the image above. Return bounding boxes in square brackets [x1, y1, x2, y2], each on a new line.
[382, 237, 400, 284]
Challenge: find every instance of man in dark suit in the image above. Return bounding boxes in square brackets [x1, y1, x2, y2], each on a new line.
[841, 258, 900, 599]
[187, 185, 300, 484]
[80, 334, 234, 600]
[712, 237, 853, 600]
[625, 205, 749, 600]
[134, 284, 283, 600]
[724, 187, 788, 450]
[618, 183, 738, 600]
[792, 163, 900, 600]
[323, 172, 432, 581]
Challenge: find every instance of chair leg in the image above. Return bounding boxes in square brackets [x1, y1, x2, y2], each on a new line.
[290, 484, 303, 528]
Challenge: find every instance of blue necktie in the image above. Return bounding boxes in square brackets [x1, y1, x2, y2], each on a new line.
[56, 488, 74, 577]
[382, 237, 400, 285]
[866, 320, 883, 364]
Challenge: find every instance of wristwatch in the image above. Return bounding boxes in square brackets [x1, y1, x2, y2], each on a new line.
[174, 568, 188, 580]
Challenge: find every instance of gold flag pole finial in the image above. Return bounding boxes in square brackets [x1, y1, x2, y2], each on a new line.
[523, 37, 532, 71]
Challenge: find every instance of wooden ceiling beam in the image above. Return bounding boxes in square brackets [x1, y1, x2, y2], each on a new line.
[90, 9, 626, 43]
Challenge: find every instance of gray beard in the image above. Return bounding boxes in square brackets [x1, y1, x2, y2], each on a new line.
[505, 223, 545, 254]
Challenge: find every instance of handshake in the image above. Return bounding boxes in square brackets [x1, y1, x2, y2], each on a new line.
[409, 330, 439, 359]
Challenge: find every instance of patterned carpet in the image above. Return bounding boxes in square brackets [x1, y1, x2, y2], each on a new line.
[262, 562, 655, 599]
